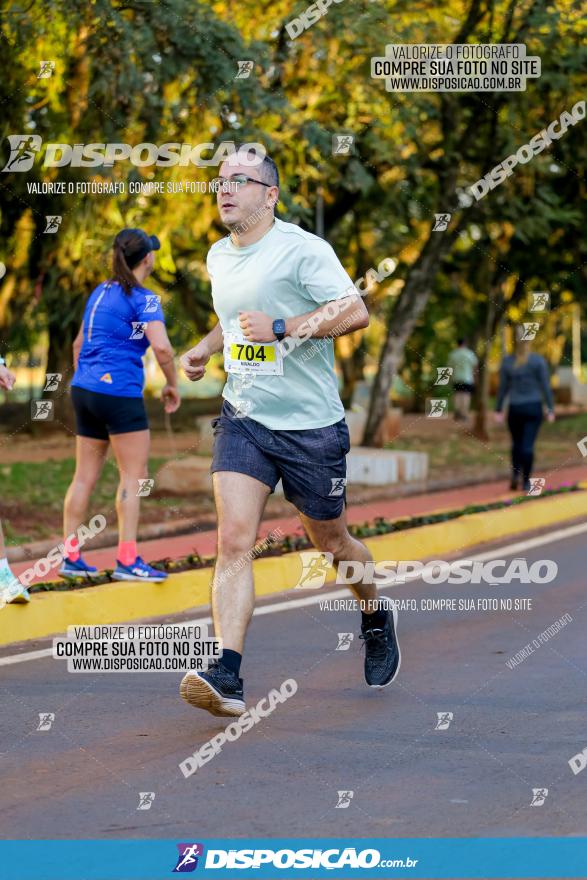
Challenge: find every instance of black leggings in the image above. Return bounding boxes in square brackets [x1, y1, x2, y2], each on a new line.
[507, 402, 543, 480]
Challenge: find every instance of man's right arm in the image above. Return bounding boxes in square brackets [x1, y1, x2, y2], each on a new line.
[180, 323, 224, 381]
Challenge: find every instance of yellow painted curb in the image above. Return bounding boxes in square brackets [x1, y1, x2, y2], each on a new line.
[2, 490, 586, 646]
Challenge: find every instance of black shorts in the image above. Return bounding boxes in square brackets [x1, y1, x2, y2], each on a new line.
[71, 386, 149, 439]
[454, 382, 475, 393]
[211, 401, 350, 520]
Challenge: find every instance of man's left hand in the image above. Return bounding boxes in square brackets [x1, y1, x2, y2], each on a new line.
[238, 311, 276, 342]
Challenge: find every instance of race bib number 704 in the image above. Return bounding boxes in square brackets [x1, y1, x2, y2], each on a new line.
[223, 331, 283, 375]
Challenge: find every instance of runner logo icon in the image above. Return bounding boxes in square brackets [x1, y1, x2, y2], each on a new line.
[335, 790, 354, 808]
[435, 366, 453, 385]
[37, 712, 55, 731]
[37, 60, 55, 78]
[143, 294, 161, 313]
[432, 213, 451, 231]
[136, 479, 155, 497]
[527, 478, 545, 496]
[137, 792, 155, 810]
[232, 399, 253, 419]
[521, 322, 540, 341]
[236, 60, 254, 78]
[1, 135, 42, 172]
[427, 398, 448, 418]
[336, 632, 354, 651]
[530, 291, 549, 312]
[43, 373, 62, 391]
[332, 134, 354, 155]
[530, 788, 548, 806]
[173, 843, 204, 872]
[44, 215, 62, 233]
[31, 400, 54, 420]
[435, 712, 453, 730]
[329, 477, 347, 497]
[294, 551, 334, 589]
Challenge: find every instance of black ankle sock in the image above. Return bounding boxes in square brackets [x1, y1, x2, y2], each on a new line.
[361, 601, 387, 629]
[220, 649, 242, 677]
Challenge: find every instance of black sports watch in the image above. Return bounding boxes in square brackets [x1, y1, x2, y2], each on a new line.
[272, 318, 286, 341]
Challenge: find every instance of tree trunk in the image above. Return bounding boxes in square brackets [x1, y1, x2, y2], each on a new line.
[42, 319, 76, 432]
[362, 227, 459, 445]
[472, 348, 491, 441]
[410, 350, 428, 413]
[339, 212, 369, 409]
[472, 275, 509, 440]
[67, 27, 90, 127]
[339, 340, 365, 409]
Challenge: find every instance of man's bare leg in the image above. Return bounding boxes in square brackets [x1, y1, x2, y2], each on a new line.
[211, 471, 270, 653]
[298, 509, 377, 608]
[299, 508, 401, 687]
[454, 391, 465, 419]
[180, 471, 270, 715]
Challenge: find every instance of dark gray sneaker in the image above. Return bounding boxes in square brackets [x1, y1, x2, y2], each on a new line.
[360, 604, 401, 688]
[180, 661, 245, 717]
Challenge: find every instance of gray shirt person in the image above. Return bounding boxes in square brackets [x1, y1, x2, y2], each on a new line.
[496, 353, 554, 412]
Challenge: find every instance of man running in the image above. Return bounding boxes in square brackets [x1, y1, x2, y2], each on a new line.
[179, 146, 400, 717]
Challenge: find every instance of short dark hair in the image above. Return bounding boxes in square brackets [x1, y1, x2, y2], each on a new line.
[235, 144, 279, 188]
[457, 336, 467, 346]
[258, 154, 279, 188]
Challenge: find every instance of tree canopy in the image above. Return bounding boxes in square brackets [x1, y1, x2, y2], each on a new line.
[0, 0, 585, 439]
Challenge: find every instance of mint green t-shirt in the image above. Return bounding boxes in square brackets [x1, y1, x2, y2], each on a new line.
[207, 218, 356, 430]
[448, 346, 478, 384]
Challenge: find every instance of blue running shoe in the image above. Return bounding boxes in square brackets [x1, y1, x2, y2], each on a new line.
[58, 556, 99, 580]
[112, 556, 167, 583]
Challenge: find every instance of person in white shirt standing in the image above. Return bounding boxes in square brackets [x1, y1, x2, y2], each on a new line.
[448, 337, 478, 422]
[179, 147, 400, 716]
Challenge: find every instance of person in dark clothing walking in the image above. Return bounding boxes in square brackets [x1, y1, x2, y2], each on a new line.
[494, 329, 555, 492]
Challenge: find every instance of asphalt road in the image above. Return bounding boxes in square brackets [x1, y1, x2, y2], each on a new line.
[1, 523, 586, 842]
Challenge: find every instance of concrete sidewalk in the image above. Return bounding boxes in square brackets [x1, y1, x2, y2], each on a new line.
[11, 463, 585, 585]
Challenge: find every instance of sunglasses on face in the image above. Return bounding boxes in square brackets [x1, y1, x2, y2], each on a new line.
[210, 174, 272, 193]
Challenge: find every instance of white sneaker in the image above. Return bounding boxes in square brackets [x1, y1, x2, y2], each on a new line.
[0, 567, 30, 605]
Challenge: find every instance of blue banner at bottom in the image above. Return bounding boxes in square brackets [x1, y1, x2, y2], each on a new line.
[1, 838, 586, 879]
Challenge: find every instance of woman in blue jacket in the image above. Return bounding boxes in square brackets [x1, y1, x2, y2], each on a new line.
[495, 328, 554, 492]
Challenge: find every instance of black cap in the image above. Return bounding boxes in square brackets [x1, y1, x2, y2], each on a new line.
[115, 228, 161, 269]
